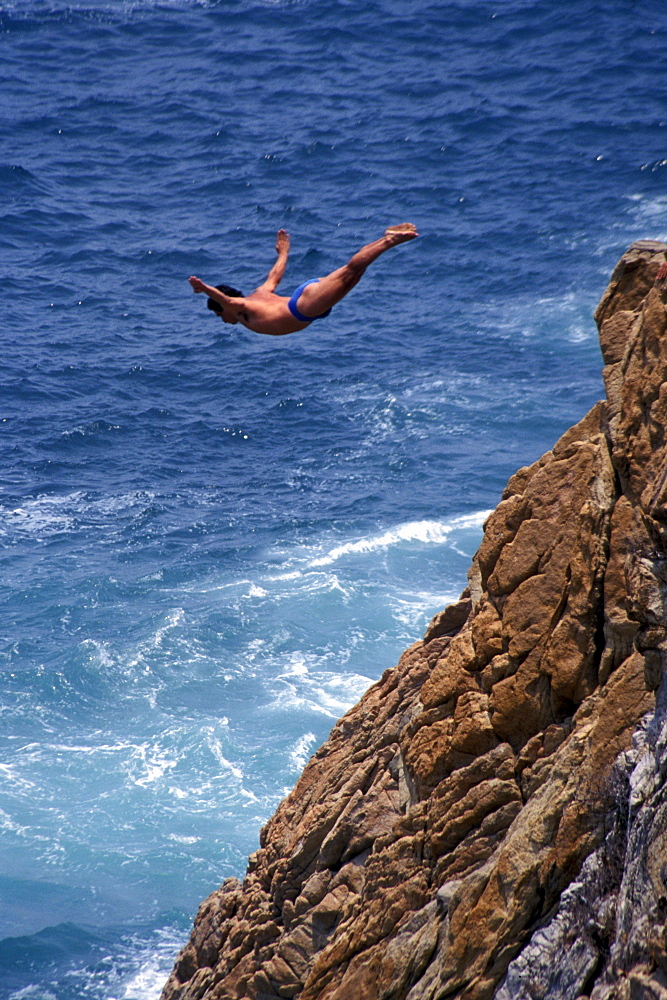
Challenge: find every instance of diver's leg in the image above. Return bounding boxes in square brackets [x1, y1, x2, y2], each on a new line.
[295, 224, 418, 317]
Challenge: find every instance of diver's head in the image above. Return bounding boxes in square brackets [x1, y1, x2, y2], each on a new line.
[207, 284, 244, 323]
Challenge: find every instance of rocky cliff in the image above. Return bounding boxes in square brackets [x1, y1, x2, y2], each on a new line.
[161, 241, 667, 1000]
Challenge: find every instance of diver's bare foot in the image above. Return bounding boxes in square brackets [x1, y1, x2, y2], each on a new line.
[385, 223, 418, 244]
[656, 262, 667, 284]
[276, 229, 290, 254]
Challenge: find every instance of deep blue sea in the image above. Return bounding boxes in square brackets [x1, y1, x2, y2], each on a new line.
[1, 1, 666, 996]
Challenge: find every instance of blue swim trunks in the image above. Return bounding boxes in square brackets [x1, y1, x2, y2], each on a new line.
[287, 279, 332, 323]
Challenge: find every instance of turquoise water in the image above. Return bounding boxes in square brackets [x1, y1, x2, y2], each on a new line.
[2, 1, 667, 996]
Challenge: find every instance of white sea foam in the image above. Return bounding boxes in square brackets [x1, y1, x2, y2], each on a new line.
[264, 569, 302, 583]
[272, 671, 375, 719]
[389, 592, 459, 629]
[309, 512, 491, 568]
[0, 493, 81, 538]
[205, 735, 244, 781]
[131, 744, 178, 787]
[116, 928, 187, 1000]
[148, 608, 186, 648]
[81, 638, 116, 671]
[488, 290, 599, 346]
[626, 193, 667, 238]
[88, 608, 196, 696]
[190, 510, 483, 597]
[277, 653, 310, 677]
[0, 490, 157, 541]
[0, 807, 31, 837]
[289, 732, 317, 772]
[116, 927, 190, 1000]
[50, 924, 188, 1000]
[0, 761, 37, 790]
[167, 786, 189, 800]
[8, 987, 58, 1000]
[194, 512, 489, 598]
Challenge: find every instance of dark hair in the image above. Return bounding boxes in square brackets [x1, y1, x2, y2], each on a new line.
[207, 284, 244, 316]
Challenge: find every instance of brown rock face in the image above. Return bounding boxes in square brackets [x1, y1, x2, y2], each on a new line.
[161, 241, 667, 1000]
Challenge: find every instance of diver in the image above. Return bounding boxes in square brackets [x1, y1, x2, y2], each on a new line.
[188, 224, 418, 336]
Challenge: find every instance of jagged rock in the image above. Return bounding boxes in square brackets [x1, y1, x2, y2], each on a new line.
[424, 592, 472, 642]
[161, 241, 667, 1000]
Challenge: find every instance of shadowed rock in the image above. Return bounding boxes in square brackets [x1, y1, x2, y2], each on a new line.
[161, 240, 667, 1000]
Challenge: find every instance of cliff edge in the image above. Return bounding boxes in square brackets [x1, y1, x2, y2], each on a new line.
[162, 241, 667, 1000]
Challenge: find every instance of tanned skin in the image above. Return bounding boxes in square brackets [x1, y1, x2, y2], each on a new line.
[188, 224, 418, 336]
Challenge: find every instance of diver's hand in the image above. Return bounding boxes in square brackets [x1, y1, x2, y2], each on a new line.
[189, 276, 208, 294]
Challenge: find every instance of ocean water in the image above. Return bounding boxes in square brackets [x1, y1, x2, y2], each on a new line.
[1, 1, 667, 996]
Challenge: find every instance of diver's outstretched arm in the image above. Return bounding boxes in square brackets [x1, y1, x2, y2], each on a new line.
[256, 229, 290, 292]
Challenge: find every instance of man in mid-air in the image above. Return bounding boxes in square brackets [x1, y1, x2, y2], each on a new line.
[188, 224, 418, 336]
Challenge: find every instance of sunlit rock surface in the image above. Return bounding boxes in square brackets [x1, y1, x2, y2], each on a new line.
[161, 241, 667, 1000]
